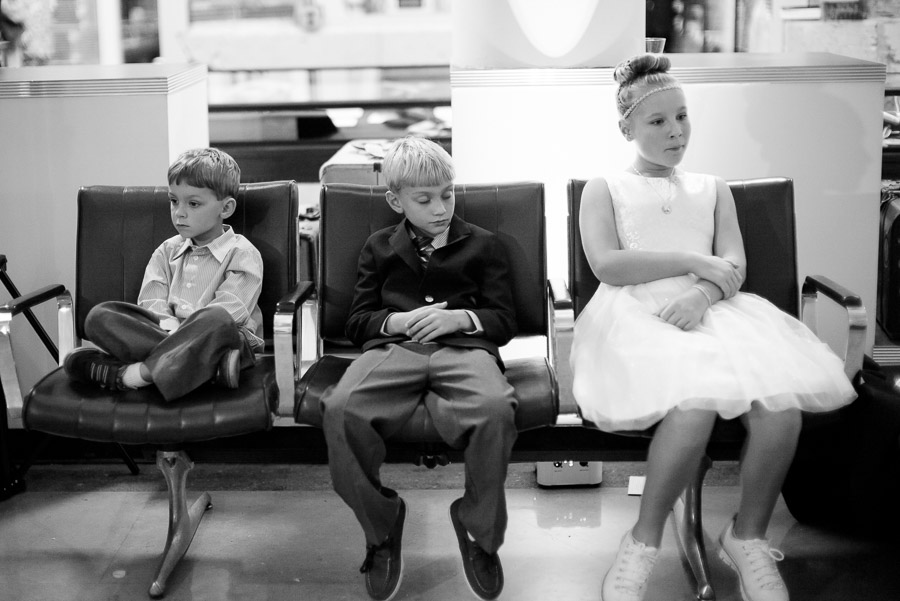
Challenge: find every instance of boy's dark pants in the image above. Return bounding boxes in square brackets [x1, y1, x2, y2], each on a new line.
[322, 342, 518, 555]
[84, 301, 253, 401]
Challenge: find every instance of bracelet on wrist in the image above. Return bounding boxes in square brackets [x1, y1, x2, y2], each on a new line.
[691, 284, 713, 307]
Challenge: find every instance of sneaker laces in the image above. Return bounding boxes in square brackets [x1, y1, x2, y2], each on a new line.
[81, 354, 125, 389]
[735, 539, 786, 590]
[610, 538, 658, 594]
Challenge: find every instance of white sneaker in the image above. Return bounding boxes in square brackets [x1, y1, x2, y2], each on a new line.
[601, 529, 659, 601]
[718, 519, 789, 601]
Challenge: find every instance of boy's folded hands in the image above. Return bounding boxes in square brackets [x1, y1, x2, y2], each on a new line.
[387, 301, 476, 343]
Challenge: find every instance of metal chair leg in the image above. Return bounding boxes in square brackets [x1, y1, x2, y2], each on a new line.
[115, 443, 140, 475]
[4, 430, 52, 483]
[670, 454, 716, 601]
[148, 450, 212, 599]
[1, 386, 26, 501]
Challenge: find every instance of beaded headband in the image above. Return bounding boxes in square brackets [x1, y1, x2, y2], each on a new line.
[621, 83, 682, 119]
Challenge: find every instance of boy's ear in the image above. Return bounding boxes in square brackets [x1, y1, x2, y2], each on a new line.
[385, 190, 404, 215]
[618, 119, 633, 141]
[221, 196, 237, 219]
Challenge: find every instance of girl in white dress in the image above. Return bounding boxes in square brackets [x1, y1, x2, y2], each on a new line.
[570, 54, 856, 601]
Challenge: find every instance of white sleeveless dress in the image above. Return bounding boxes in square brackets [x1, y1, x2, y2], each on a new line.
[570, 170, 856, 431]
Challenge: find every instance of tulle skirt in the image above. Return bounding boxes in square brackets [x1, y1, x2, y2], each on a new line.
[570, 275, 857, 432]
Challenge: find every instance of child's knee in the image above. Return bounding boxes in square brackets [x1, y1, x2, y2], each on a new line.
[749, 405, 801, 436]
[782, 407, 802, 431]
[480, 393, 518, 426]
[84, 301, 119, 337]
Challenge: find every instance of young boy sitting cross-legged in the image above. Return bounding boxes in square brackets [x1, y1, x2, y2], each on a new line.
[64, 147, 264, 401]
[322, 136, 519, 601]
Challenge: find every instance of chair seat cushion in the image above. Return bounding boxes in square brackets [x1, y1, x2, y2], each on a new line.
[23, 357, 278, 445]
[294, 355, 559, 442]
[581, 418, 747, 450]
[581, 416, 746, 444]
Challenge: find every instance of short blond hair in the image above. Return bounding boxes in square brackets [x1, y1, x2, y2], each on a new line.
[382, 136, 455, 192]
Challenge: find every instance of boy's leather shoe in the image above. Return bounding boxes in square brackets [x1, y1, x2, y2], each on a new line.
[213, 348, 241, 389]
[359, 498, 406, 601]
[450, 497, 503, 600]
[63, 347, 127, 390]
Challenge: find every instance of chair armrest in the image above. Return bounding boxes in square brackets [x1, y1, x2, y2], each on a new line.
[273, 281, 316, 417]
[1, 286, 74, 421]
[549, 278, 572, 310]
[545, 281, 559, 375]
[2, 284, 67, 316]
[801, 275, 867, 381]
[276, 280, 315, 313]
[802, 275, 862, 310]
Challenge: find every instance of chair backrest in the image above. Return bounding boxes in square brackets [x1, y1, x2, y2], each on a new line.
[318, 182, 547, 346]
[567, 177, 798, 317]
[75, 181, 299, 342]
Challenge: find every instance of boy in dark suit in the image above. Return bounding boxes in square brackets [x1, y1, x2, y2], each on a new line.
[322, 136, 518, 601]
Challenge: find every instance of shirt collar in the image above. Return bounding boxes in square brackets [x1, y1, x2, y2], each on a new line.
[172, 225, 237, 261]
[405, 222, 450, 250]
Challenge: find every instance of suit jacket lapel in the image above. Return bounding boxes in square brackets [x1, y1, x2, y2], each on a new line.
[445, 215, 471, 247]
[390, 219, 422, 274]
[389, 216, 473, 274]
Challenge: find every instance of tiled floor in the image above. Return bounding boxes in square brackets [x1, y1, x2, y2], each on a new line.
[1, 463, 898, 601]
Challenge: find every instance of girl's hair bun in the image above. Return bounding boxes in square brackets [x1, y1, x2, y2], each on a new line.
[613, 53, 672, 86]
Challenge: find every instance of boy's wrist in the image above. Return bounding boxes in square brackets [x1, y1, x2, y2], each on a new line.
[383, 312, 400, 336]
[455, 309, 476, 333]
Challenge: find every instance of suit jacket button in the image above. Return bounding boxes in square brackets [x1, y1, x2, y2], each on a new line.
[424, 295, 434, 303]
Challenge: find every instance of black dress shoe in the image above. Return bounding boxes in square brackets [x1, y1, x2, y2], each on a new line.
[449, 497, 504, 600]
[359, 498, 406, 601]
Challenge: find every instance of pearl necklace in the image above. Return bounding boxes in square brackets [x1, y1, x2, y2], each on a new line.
[631, 165, 678, 214]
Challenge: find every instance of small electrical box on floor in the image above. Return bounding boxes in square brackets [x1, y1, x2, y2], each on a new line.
[536, 461, 603, 487]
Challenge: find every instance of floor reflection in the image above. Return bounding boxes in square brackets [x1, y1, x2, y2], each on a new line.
[1, 474, 897, 601]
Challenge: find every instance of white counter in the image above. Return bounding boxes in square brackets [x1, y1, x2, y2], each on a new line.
[0, 63, 209, 403]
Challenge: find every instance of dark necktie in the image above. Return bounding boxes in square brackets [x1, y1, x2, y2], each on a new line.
[414, 234, 434, 266]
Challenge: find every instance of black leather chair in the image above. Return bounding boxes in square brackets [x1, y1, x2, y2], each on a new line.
[566, 177, 866, 600]
[0, 181, 300, 598]
[292, 182, 558, 458]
